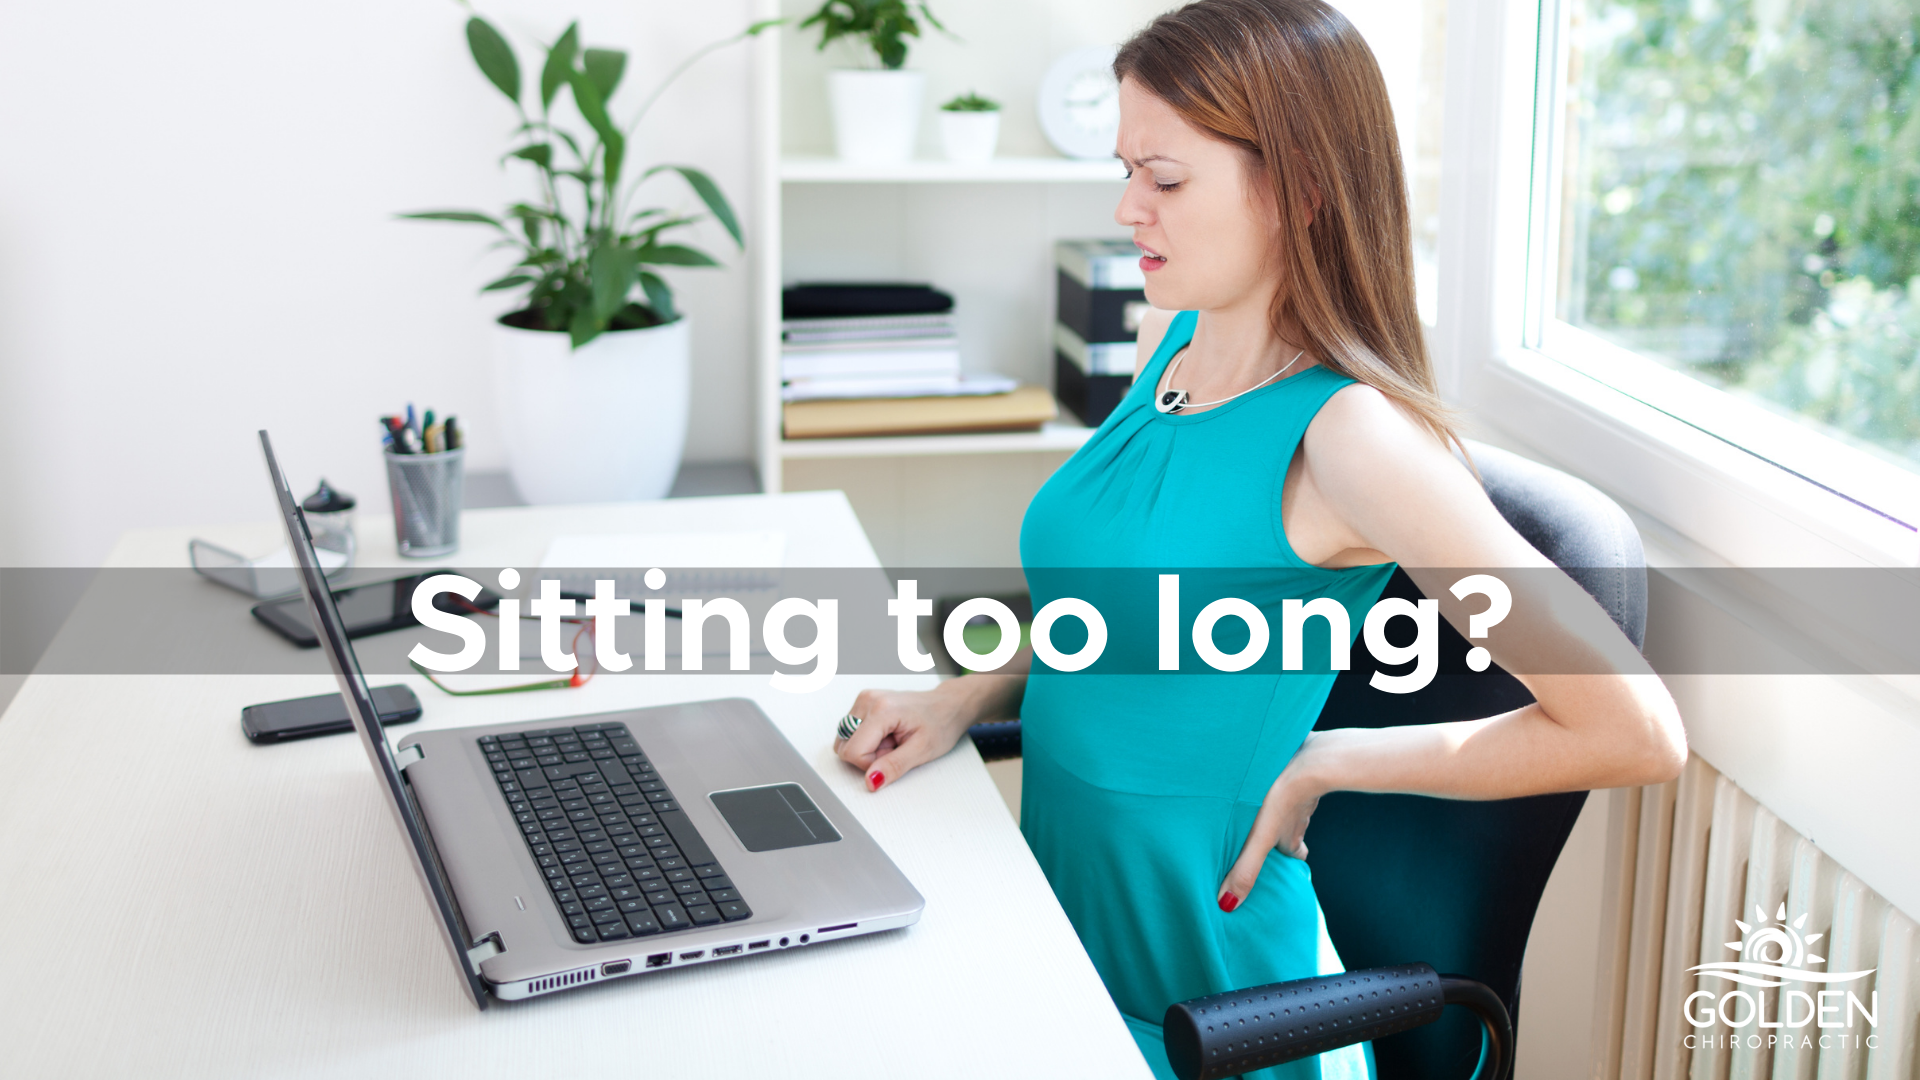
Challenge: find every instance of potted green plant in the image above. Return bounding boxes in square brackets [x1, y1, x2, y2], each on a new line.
[802, 0, 946, 163]
[938, 92, 1000, 165]
[404, 13, 775, 505]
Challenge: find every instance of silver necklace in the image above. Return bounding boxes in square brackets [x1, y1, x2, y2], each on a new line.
[1154, 346, 1305, 414]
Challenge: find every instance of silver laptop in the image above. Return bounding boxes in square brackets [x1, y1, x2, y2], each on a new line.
[260, 431, 923, 1008]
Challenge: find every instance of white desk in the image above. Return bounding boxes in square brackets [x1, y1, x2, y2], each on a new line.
[0, 492, 1149, 1079]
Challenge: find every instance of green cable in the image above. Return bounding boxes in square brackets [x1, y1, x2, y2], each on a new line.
[409, 658, 576, 696]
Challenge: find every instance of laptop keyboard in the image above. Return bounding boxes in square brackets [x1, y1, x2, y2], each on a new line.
[479, 722, 753, 944]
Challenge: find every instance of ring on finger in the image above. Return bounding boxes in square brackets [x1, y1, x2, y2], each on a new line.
[836, 713, 863, 742]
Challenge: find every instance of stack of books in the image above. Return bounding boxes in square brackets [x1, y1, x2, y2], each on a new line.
[781, 285, 1013, 402]
[1054, 239, 1151, 426]
[782, 283, 1052, 440]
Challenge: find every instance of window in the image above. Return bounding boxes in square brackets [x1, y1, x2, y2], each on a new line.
[1529, 0, 1920, 525]
[1403, 0, 1449, 327]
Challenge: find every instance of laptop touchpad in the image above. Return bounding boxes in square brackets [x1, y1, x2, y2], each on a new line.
[710, 784, 843, 851]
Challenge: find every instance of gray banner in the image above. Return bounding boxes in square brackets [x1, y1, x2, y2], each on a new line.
[4, 566, 1914, 678]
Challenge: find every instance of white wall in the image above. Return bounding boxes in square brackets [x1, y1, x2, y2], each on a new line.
[0, 0, 756, 566]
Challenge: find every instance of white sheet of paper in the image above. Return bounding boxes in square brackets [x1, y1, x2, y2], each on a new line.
[539, 531, 786, 569]
[248, 544, 351, 572]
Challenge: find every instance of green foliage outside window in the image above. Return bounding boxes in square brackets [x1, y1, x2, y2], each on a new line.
[1567, 0, 1920, 464]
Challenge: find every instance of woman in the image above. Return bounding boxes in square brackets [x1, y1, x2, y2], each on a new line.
[835, 1, 1687, 1076]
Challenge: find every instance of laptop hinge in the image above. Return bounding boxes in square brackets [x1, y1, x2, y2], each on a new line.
[395, 744, 424, 769]
[467, 933, 503, 966]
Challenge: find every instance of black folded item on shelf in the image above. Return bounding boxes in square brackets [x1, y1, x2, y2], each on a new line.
[783, 283, 955, 319]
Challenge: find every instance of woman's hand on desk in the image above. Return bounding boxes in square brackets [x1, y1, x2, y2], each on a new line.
[836, 670, 1027, 792]
[834, 687, 975, 792]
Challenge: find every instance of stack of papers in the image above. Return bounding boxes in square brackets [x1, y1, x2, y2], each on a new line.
[781, 313, 971, 401]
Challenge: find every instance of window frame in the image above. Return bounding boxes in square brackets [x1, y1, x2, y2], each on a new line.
[1438, 0, 1920, 571]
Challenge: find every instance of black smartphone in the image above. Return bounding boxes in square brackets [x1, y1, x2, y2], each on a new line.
[241, 684, 423, 743]
[250, 574, 498, 648]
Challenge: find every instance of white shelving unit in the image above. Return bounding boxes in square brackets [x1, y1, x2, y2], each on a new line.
[753, 158, 1127, 487]
[749, 0, 1153, 564]
[779, 155, 1127, 184]
[779, 420, 1096, 460]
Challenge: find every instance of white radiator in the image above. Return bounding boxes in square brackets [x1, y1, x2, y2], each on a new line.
[1591, 756, 1919, 1078]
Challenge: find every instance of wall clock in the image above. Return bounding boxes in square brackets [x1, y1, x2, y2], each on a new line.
[1038, 45, 1121, 160]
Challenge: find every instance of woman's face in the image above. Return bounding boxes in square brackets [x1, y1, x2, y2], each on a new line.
[1113, 77, 1285, 315]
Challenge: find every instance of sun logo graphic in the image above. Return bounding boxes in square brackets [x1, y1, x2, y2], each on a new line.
[1689, 902, 1873, 988]
[1682, 902, 1881, 1050]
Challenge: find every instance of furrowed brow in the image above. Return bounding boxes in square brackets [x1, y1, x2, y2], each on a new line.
[1116, 152, 1190, 169]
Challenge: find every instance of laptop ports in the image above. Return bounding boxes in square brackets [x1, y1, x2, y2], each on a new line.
[678, 950, 704, 961]
[646, 952, 672, 968]
[747, 940, 771, 950]
[713, 944, 743, 956]
[601, 960, 632, 976]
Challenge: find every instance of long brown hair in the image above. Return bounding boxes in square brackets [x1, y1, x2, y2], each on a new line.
[1114, 0, 1458, 448]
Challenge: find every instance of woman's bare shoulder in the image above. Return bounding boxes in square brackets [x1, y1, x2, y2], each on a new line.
[1301, 382, 1532, 567]
[1302, 382, 1472, 515]
[1307, 381, 1451, 465]
[1132, 307, 1179, 381]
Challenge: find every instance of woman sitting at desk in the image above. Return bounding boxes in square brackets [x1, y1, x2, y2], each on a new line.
[836, 1, 1686, 1076]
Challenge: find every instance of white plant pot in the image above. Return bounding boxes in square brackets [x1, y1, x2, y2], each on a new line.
[939, 111, 1001, 165]
[491, 316, 691, 505]
[829, 69, 925, 164]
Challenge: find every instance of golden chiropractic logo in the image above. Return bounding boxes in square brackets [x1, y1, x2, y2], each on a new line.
[1682, 903, 1879, 1052]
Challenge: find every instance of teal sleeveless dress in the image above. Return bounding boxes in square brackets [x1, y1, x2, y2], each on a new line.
[1018, 311, 1393, 1079]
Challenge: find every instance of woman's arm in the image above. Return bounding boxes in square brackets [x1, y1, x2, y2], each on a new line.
[1217, 385, 1686, 908]
[834, 655, 1031, 791]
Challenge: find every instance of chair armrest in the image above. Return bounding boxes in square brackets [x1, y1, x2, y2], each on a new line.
[1162, 963, 1511, 1080]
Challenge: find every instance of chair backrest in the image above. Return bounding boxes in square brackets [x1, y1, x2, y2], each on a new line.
[1306, 441, 1646, 1078]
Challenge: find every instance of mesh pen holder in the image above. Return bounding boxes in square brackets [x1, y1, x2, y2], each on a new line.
[384, 447, 464, 558]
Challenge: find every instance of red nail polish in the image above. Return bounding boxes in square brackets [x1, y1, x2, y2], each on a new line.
[868, 771, 884, 791]
[1218, 892, 1239, 913]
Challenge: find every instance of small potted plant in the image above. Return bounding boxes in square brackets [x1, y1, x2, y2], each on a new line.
[802, 0, 947, 163]
[939, 92, 1001, 165]
[403, 14, 776, 505]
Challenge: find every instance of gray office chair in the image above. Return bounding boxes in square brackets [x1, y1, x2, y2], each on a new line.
[1161, 441, 1646, 1080]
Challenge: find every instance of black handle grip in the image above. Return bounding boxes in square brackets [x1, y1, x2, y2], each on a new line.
[1164, 964, 1455, 1080]
[1164, 965, 1513, 1080]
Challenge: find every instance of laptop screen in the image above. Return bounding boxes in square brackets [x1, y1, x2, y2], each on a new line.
[259, 430, 491, 1009]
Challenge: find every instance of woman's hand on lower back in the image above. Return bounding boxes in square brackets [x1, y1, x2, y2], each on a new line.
[1216, 732, 1338, 912]
[834, 684, 983, 792]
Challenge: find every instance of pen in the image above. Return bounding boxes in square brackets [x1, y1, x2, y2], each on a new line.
[423, 409, 435, 434]
[444, 416, 461, 450]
